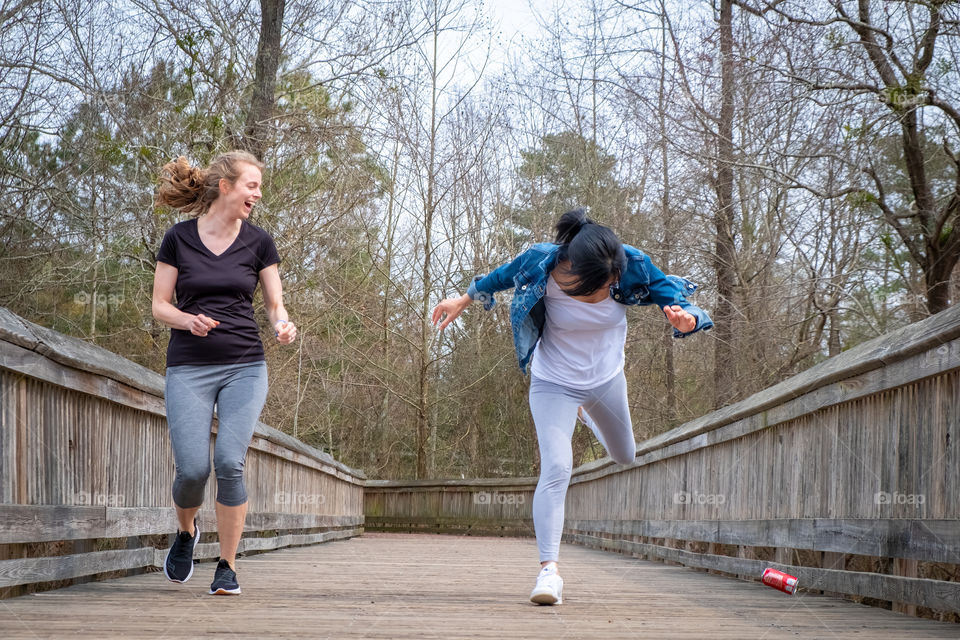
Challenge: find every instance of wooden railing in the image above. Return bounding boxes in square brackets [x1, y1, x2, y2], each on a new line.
[367, 304, 960, 618]
[5, 301, 960, 617]
[365, 478, 536, 537]
[0, 307, 365, 598]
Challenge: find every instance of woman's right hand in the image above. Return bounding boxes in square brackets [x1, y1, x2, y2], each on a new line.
[431, 294, 472, 331]
[188, 313, 219, 336]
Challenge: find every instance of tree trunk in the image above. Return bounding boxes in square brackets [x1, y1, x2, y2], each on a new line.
[659, 6, 676, 422]
[713, 0, 737, 410]
[827, 307, 842, 357]
[243, 0, 285, 159]
[926, 250, 958, 315]
[849, 1, 955, 314]
[416, 11, 441, 479]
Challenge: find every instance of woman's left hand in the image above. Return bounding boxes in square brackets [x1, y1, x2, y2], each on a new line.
[275, 320, 297, 344]
[663, 305, 696, 333]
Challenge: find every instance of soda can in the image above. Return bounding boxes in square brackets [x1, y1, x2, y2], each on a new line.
[762, 568, 799, 595]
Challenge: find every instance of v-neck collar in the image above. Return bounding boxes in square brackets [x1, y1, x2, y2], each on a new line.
[193, 217, 243, 258]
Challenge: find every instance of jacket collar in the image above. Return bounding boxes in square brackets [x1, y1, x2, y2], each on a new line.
[536, 244, 561, 274]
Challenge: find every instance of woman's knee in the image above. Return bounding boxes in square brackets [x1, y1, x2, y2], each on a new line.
[611, 447, 636, 466]
[173, 464, 210, 508]
[213, 453, 246, 480]
[176, 463, 211, 487]
[539, 454, 573, 487]
[213, 456, 248, 506]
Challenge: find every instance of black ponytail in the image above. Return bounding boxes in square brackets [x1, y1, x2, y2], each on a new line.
[553, 207, 625, 297]
[554, 208, 592, 244]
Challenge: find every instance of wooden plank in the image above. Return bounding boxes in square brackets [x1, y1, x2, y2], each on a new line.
[573, 308, 960, 480]
[737, 545, 756, 580]
[0, 505, 107, 543]
[0, 372, 16, 503]
[365, 516, 533, 526]
[364, 487, 536, 524]
[7, 312, 166, 397]
[0, 505, 365, 543]
[366, 478, 539, 489]
[15, 374, 26, 504]
[2, 534, 958, 639]
[235, 528, 361, 554]
[571, 337, 960, 484]
[893, 557, 919, 616]
[367, 525, 532, 537]
[0, 527, 363, 588]
[569, 533, 960, 613]
[0, 307, 40, 351]
[250, 424, 366, 483]
[365, 515, 534, 537]
[152, 527, 363, 566]
[821, 551, 846, 598]
[240, 512, 363, 532]
[0, 547, 156, 588]
[0, 347, 365, 485]
[563, 371, 960, 521]
[0, 320, 365, 484]
[0, 341, 164, 416]
[564, 518, 960, 564]
[246, 432, 365, 484]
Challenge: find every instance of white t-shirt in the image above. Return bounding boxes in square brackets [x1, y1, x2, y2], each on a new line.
[530, 274, 627, 389]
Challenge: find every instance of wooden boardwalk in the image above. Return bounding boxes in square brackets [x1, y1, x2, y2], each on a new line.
[1, 533, 957, 639]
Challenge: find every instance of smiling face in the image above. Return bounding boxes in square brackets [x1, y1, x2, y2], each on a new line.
[219, 163, 262, 219]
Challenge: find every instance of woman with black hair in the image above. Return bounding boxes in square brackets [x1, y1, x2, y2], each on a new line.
[431, 209, 712, 605]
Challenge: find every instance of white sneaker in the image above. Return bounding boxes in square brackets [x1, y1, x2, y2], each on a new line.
[530, 564, 563, 605]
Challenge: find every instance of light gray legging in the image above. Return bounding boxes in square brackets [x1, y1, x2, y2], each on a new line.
[529, 371, 636, 563]
[164, 361, 269, 508]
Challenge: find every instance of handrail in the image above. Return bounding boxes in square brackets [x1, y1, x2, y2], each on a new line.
[365, 304, 960, 618]
[0, 306, 365, 597]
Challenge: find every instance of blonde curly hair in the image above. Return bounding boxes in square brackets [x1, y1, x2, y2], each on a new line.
[155, 151, 263, 216]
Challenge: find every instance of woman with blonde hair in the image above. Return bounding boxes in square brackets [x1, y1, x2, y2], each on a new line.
[152, 150, 297, 595]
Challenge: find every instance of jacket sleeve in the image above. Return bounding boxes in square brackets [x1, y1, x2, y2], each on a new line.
[465, 251, 527, 311]
[644, 255, 714, 338]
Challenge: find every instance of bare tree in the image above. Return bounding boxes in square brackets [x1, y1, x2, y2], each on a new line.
[736, 0, 960, 314]
[243, 0, 285, 159]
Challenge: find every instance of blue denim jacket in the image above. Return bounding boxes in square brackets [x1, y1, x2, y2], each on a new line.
[466, 242, 713, 374]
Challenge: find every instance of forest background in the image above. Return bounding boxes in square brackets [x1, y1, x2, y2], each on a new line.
[1, 0, 958, 479]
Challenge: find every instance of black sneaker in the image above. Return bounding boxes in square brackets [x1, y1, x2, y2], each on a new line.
[163, 518, 199, 583]
[209, 558, 241, 595]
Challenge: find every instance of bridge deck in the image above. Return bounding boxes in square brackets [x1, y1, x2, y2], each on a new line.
[1, 533, 956, 639]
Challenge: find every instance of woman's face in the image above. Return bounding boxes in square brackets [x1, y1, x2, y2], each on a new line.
[554, 260, 617, 299]
[221, 163, 262, 219]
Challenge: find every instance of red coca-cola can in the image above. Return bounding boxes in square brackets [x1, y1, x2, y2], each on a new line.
[762, 568, 799, 595]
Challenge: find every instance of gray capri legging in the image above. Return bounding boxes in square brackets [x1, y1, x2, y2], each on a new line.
[164, 361, 269, 508]
[529, 370, 637, 563]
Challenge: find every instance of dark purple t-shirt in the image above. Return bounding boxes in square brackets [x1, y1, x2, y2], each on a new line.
[156, 218, 281, 367]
